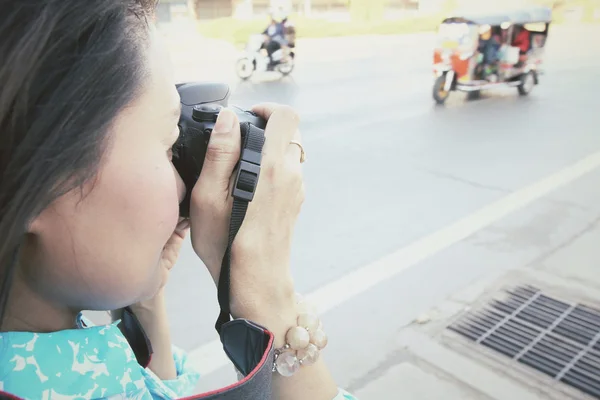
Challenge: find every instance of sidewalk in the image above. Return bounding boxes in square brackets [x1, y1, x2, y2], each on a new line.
[353, 167, 600, 399]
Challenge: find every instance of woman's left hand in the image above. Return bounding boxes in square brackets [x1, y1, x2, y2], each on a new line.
[127, 216, 189, 311]
[112, 217, 190, 380]
[156, 217, 190, 288]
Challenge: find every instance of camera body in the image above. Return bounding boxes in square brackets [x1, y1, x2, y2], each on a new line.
[173, 82, 266, 217]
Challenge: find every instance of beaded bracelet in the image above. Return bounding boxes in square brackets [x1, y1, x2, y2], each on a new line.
[272, 294, 328, 377]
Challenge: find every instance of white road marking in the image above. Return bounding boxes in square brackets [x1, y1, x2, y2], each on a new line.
[186, 149, 600, 376]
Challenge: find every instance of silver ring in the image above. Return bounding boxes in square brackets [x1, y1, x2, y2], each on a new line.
[289, 140, 306, 163]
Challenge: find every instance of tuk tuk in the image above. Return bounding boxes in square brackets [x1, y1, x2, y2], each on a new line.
[432, 7, 552, 104]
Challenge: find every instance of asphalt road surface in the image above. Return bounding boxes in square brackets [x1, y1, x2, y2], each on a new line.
[138, 24, 600, 393]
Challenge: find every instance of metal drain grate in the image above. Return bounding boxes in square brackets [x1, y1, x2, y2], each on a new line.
[448, 285, 600, 399]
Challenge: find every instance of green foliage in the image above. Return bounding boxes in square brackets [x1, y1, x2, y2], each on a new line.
[349, 0, 388, 22]
[196, 13, 443, 46]
[440, 0, 458, 15]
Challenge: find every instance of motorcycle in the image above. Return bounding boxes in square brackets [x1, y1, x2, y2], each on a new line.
[235, 34, 295, 80]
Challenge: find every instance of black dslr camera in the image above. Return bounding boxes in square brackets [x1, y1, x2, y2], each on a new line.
[172, 82, 267, 218]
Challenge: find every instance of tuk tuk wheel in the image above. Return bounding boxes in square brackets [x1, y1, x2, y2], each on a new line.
[433, 75, 451, 105]
[518, 71, 536, 96]
[467, 90, 481, 101]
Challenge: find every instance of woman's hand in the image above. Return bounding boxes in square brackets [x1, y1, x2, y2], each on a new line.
[190, 106, 341, 400]
[189, 104, 304, 329]
[113, 219, 190, 380]
[157, 217, 190, 285]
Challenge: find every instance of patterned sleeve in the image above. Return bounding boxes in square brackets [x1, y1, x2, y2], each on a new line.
[160, 345, 202, 396]
[333, 388, 359, 399]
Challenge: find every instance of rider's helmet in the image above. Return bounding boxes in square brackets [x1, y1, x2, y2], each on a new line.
[269, 7, 285, 23]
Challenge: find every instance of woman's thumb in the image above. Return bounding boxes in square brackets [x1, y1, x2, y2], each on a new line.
[195, 108, 241, 195]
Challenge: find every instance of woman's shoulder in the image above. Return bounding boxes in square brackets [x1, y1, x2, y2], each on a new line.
[0, 314, 154, 399]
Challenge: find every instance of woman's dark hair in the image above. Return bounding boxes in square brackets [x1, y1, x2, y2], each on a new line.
[0, 0, 157, 325]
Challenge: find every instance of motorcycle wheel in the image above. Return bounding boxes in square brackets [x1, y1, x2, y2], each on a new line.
[277, 51, 296, 76]
[236, 57, 254, 80]
[277, 61, 294, 76]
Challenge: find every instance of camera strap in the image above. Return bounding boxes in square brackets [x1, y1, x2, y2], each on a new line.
[215, 122, 266, 334]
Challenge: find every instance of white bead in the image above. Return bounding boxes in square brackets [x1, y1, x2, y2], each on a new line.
[286, 326, 310, 350]
[310, 329, 328, 350]
[297, 343, 320, 366]
[275, 351, 300, 377]
[297, 313, 320, 332]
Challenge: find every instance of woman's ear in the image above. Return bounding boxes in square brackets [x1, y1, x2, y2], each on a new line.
[26, 204, 56, 235]
[27, 214, 43, 234]
[26, 187, 79, 236]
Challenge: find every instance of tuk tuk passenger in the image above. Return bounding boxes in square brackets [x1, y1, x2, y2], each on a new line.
[512, 25, 531, 55]
[478, 25, 500, 65]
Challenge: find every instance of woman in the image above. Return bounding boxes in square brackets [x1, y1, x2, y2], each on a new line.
[0, 1, 358, 399]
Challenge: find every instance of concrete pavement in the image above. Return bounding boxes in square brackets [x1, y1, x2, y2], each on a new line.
[182, 64, 600, 396]
[353, 165, 600, 399]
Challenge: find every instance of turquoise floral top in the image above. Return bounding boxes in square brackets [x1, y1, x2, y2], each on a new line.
[0, 314, 357, 399]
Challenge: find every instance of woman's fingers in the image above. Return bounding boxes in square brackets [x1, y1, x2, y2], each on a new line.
[252, 103, 300, 159]
[250, 102, 280, 120]
[192, 108, 241, 212]
[189, 108, 242, 283]
[189, 102, 305, 290]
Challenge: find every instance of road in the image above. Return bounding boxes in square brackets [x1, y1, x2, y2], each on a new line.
[154, 24, 600, 394]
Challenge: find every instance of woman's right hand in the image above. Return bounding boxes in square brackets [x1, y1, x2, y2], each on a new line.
[189, 104, 304, 331]
[190, 105, 341, 399]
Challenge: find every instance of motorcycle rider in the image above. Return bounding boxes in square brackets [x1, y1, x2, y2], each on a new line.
[261, 12, 287, 70]
[282, 16, 296, 48]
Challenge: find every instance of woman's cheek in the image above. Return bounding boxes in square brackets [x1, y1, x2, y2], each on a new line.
[149, 162, 181, 236]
